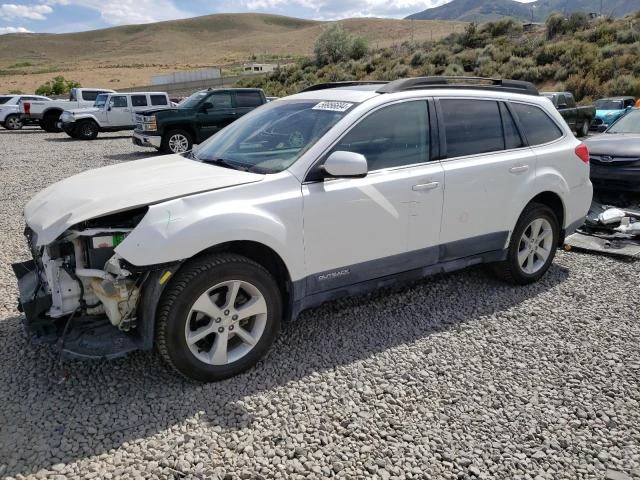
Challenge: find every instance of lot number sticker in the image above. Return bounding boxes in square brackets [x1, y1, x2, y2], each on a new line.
[312, 101, 354, 112]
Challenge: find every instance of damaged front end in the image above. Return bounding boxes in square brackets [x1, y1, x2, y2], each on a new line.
[12, 207, 173, 359]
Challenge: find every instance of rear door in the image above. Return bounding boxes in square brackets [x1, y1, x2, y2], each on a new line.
[130, 94, 149, 118]
[106, 95, 132, 127]
[438, 98, 535, 259]
[195, 91, 235, 141]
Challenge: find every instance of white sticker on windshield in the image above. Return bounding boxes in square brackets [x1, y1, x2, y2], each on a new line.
[312, 101, 354, 112]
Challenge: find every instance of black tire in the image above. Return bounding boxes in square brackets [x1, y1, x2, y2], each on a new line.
[577, 119, 590, 138]
[161, 129, 193, 154]
[42, 112, 62, 132]
[156, 253, 282, 382]
[3, 114, 22, 130]
[492, 203, 559, 285]
[77, 119, 99, 140]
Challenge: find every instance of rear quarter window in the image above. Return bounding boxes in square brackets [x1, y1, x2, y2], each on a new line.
[0, 96, 12, 104]
[150, 94, 168, 106]
[82, 90, 103, 101]
[236, 91, 263, 108]
[511, 103, 563, 146]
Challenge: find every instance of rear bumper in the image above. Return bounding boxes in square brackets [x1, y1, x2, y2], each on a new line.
[133, 131, 161, 149]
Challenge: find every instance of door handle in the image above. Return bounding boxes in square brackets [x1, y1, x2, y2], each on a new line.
[509, 165, 529, 174]
[412, 181, 440, 191]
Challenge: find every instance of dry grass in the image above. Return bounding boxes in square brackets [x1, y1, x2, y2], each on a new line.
[0, 13, 465, 92]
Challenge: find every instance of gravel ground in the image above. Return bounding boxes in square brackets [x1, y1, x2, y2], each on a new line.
[1, 128, 639, 480]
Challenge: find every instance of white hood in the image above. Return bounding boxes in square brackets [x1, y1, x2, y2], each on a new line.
[25, 154, 264, 245]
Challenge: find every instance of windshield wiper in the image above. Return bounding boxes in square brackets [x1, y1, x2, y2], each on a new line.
[201, 157, 250, 172]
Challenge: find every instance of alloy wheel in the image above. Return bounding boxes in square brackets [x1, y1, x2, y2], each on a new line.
[5, 116, 21, 130]
[185, 280, 268, 365]
[168, 134, 189, 153]
[518, 218, 553, 274]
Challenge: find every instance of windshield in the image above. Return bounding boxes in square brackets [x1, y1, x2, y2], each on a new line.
[607, 109, 640, 134]
[195, 100, 352, 173]
[94, 94, 109, 108]
[595, 99, 624, 110]
[179, 90, 209, 109]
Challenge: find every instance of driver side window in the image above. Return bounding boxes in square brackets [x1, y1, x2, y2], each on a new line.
[110, 96, 128, 108]
[331, 101, 430, 171]
[209, 92, 232, 110]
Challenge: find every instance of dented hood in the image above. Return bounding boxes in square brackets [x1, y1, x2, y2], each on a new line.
[25, 154, 264, 245]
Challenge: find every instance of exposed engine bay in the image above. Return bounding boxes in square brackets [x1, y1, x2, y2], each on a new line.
[12, 207, 169, 359]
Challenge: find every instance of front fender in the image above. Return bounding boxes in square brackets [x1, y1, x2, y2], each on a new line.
[115, 175, 304, 281]
[72, 113, 100, 125]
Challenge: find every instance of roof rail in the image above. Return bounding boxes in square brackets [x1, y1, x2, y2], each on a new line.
[300, 81, 389, 93]
[376, 76, 539, 96]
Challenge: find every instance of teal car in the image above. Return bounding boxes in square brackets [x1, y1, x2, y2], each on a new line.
[592, 96, 636, 132]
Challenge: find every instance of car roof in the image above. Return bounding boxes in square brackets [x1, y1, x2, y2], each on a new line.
[111, 92, 168, 95]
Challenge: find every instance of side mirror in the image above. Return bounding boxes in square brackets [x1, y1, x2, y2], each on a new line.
[201, 102, 213, 112]
[323, 151, 368, 178]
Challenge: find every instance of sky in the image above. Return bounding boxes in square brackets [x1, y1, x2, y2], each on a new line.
[0, 0, 534, 35]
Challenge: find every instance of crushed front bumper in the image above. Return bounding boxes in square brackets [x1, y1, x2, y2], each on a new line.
[133, 131, 161, 149]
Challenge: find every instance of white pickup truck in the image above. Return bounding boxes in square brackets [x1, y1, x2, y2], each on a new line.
[19, 87, 115, 132]
[60, 91, 171, 140]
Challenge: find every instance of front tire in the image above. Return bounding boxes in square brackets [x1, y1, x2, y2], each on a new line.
[77, 119, 99, 140]
[3, 114, 22, 130]
[162, 129, 192, 154]
[493, 203, 559, 285]
[156, 253, 282, 382]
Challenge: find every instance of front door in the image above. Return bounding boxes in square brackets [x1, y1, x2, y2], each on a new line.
[106, 95, 133, 127]
[196, 91, 236, 142]
[302, 100, 444, 294]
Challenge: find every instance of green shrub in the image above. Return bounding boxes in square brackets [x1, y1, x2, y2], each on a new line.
[566, 12, 589, 33]
[616, 30, 637, 44]
[35, 76, 81, 96]
[605, 75, 640, 97]
[410, 52, 427, 67]
[482, 18, 522, 38]
[350, 37, 369, 60]
[546, 13, 567, 39]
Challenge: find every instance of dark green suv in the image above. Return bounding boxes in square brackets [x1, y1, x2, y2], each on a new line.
[133, 88, 267, 154]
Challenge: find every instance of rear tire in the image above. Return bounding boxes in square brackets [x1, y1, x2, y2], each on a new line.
[577, 119, 590, 138]
[156, 253, 282, 382]
[42, 112, 62, 132]
[77, 119, 99, 140]
[162, 129, 192, 154]
[493, 203, 559, 285]
[3, 114, 22, 130]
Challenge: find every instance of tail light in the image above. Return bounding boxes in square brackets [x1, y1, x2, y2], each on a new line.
[575, 143, 589, 164]
[23, 102, 30, 114]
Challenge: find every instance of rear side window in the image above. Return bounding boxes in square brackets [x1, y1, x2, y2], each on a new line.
[236, 91, 263, 108]
[500, 103, 524, 150]
[131, 95, 147, 107]
[333, 100, 429, 171]
[82, 90, 101, 101]
[441, 99, 503, 157]
[511, 103, 563, 146]
[150, 94, 168, 106]
[0, 96, 10, 104]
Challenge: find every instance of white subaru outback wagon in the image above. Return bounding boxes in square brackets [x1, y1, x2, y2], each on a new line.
[13, 77, 592, 381]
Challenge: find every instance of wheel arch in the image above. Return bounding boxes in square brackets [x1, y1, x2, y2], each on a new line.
[163, 123, 196, 140]
[43, 107, 63, 118]
[523, 191, 566, 245]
